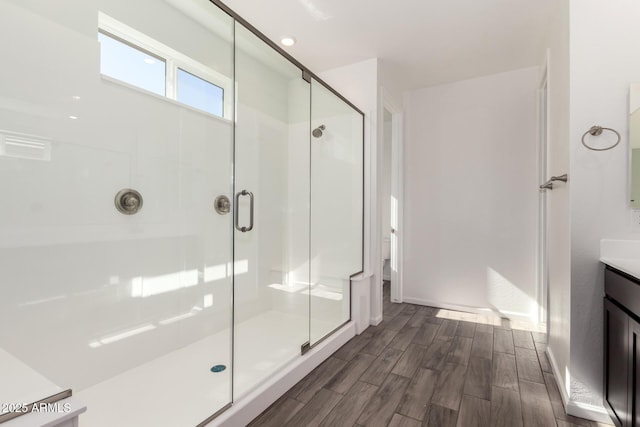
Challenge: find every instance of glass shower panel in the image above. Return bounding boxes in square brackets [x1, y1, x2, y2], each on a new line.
[233, 23, 311, 399]
[0, 1, 234, 426]
[310, 79, 364, 345]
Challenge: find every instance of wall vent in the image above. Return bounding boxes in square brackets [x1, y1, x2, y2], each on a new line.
[0, 129, 52, 161]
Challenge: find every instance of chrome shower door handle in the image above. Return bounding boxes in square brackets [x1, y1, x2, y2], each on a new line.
[235, 190, 254, 232]
[246, 191, 254, 231]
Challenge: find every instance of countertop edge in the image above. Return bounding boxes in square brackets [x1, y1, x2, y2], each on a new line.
[600, 257, 640, 281]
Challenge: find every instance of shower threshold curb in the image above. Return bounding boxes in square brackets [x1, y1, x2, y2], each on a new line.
[209, 321, 356, 427]
[1, 397, 85, 427]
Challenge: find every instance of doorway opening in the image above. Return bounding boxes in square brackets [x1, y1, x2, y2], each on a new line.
[382, 108, 393, 306]
[378, 90, 404, 321]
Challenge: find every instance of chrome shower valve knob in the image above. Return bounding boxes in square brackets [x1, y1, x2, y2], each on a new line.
[214, 195, 231, 215]
[115, 189, 143, 215]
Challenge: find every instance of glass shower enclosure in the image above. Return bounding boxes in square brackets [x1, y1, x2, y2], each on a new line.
[0, 0, 363, 426]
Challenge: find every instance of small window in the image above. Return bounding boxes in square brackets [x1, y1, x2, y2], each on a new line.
[98, 13, 230, 119]
[177, 69, 224, 117]
[98, 32, 166, 97]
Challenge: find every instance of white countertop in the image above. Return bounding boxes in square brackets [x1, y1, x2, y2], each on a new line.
[601, 239, 640, 280]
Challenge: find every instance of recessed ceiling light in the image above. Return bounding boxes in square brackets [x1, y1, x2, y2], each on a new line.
[72, 95, 81, 100]
[280, 37, 296, 47]
[68, 115, 78, 120]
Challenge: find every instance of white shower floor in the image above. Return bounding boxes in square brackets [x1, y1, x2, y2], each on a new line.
[76, 310, 332, 427]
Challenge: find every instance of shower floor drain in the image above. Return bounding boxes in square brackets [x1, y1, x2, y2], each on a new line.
[210, 365, 226, 373]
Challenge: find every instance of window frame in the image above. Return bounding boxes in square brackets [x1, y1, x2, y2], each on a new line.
[98, 12, 231, 119]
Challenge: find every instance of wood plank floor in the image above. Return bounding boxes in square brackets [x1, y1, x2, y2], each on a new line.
[248, 282, 613, 427]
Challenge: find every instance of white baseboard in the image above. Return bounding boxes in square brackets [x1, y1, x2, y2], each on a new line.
[546, 346, 613, 424]
[402, 297, 535, 323]
[403, 297, 484, 314]
[546, 346, 570, 405]
[565, 400, 612, 424]
[210, 322, 356, 427]
[370, 314, 383, 326]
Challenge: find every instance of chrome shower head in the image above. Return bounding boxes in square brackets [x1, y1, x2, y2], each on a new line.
[312, 125, 325, 138]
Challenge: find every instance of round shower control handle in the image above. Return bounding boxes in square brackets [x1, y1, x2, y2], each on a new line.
[115, 189, 143, 215]
[123, 194, 139, 208]
[214, 195, 231, 215]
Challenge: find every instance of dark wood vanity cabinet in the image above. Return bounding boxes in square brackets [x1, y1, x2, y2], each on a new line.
[604, 267, 640, 427]
[632, 319, 639, 427]
[604, 298, 631, 427]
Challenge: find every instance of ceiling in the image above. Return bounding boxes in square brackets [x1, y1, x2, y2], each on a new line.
[218, 0, 556, 90]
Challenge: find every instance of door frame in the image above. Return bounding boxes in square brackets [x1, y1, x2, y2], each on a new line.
[537, 51, 550, 329]
[381, 88, 404, 304]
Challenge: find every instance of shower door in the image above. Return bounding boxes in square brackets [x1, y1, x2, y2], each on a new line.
[310, 78, 363, 345]
[233, 23, 311, 398]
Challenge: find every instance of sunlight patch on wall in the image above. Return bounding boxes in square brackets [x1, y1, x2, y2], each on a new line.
[204, 293, 213, 308]
[487, 267, 537, 321]
[302, 284, 343, 301]
[268, 282, 308, 293]
[204, 263, 227, 283]
[131, 269, 199, 298]
[234, 259, 249, 275]
[203, 259, 249, 284]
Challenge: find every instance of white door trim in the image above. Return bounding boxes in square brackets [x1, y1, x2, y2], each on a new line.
[381, 88, 404, 304]
[537, 50, 550, 329]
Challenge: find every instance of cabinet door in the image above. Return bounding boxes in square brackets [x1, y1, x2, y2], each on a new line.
[631, 318, 639, 427]
[604, 298, 630, 427]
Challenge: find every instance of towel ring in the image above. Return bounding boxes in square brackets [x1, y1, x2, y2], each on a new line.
[581, 125, 620, 151]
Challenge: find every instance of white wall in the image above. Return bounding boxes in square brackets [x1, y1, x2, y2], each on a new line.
[567, 0, 640, 411]
[379, 59, 405, 113]
[403, 67, 540, 320]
